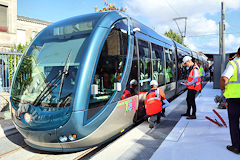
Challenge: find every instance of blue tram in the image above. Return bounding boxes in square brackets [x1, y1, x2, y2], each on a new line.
[10, 11, 208, 152]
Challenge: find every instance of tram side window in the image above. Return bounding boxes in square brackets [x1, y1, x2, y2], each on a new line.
[165, 48, 176, 83]
[128, 40, 139, 87]
[138, 39, 151, 92]
[89, 19, 128, 111]
[151, 43, 165, 86]
[177, 49, 188, 80]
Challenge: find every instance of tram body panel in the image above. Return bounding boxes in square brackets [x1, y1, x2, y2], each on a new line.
[60, 96, 138, 151]
[24, 96, 138, 152]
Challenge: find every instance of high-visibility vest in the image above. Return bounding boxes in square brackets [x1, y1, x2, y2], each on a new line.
[199, 67, 203, 76]
[145, 87, 166, 116]
[187, 65, 201, 91]
[121, 86, 136, 100]
[224, 59, 240, 98]
[121, 90, 131, 100]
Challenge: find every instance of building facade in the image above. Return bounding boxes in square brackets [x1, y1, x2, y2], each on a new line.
[0, 0, 51, 50]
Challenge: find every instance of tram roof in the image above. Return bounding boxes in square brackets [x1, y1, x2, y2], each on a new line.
[99, 11, 175, 47]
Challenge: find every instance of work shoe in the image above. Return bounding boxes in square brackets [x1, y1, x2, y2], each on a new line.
[186, 115, 196, 119]
[148, 117, 154, 129]
[155, 119, 160, 124]
[149, 123, 154, 129]
[181, 113, 190, 117]
[226, 145, 240, 154]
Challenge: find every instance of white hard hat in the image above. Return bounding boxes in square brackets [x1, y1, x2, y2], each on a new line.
[119, 61, 123, 67]
[130, 79, 137, 86]
[182, 56, 192, 64]
[150, 80, 158, 87]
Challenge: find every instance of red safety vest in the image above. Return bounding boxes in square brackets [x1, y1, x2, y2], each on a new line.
[121, 86, 135, 100]
[145, 87, 166, 116]
[188, 65, 201, 91]
[121, 90, 131, 100]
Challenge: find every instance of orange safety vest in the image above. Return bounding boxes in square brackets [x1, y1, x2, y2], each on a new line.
[121, 90, 131, 100]
[145, 87, 166, 116]
[121, 86, 136, 100]
[187, 65, 201, 91]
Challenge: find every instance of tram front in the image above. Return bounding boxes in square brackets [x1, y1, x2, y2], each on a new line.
[10, 13, 107, 151]
[10, 11, 134, 152]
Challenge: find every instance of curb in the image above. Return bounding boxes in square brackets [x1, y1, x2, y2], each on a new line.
[0, 124, 18, 138]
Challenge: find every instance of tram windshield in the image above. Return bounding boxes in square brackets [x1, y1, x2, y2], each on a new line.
[11, 13, 103, 107]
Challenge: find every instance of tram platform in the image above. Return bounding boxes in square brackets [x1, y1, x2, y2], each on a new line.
[90, 82, 239, 160]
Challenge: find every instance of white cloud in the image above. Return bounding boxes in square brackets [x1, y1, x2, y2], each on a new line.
[185, 34, 240, 54]
[124, 0, 240, 53]
[185, 37, 219, 53]
[225, 34, 240, 52]
[224, 0, 240, 9]
[187, 16, 218, 35]
[184, 38, 197, 51]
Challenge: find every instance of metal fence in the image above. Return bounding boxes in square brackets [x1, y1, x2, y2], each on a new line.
[0, 49, 23, 111]
[0, 49, 23, 92]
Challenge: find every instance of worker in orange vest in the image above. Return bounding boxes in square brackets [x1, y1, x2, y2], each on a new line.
[145, 80, 170, 128]
[181, 56, 201, 119]
[121, 79, 137, 100]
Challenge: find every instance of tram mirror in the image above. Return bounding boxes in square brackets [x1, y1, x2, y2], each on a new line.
[133, 27, 140, 33]
[114, 82, 122, 92]
[91, 84, 98, 95]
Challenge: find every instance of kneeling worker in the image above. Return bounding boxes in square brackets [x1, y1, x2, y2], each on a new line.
[121, 79, 137, 100]
[145, 80, 170, 128]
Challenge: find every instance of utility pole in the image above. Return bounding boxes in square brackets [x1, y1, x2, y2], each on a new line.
[173, 17, 187, 44]
[217, 1, 226, 109]
[220, 2, 226, 75]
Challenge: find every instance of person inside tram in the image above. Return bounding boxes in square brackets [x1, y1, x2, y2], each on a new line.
[121, 79, 137, 100]
[165, 62, 173, 83]
[115, 61, 123, 82]
[145, 80, 170, 128]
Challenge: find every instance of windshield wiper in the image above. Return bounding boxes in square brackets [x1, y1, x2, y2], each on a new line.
[58, 49, 72, 101]
[33, 49, 72, 106]
[33, 70, 63, 106]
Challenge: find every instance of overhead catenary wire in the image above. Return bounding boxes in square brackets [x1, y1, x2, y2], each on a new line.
[187, 32, 240, 37]
[164, 0, 181, 17]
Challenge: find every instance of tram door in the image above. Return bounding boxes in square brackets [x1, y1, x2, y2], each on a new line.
[129, 38, 145, 122]
[132, 38, 151, 122]
[138, 39, 151, 92]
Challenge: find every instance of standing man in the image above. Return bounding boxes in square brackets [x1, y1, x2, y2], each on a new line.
[145, 80, 169, 128]
[220, 47, 240, 154]
[181, 56, 201, 119]
[210, 65, 214, 82]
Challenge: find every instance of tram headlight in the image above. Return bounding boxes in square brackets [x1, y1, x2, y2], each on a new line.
[69, 134, 77, 141]
[24, 113, 32, 123]
[59, 136, 68, 142]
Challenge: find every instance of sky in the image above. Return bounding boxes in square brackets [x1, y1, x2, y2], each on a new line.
[18, 0, 240, 54]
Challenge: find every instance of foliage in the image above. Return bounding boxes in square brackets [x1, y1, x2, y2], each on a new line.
[5, 43, 29, 82]
[95, 0, 127, 12]
[164, 29, 187, 47]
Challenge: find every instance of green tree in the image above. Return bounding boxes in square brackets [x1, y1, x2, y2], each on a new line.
[95, 0, 127, 12]
[164, 29, 187, 47]
[7, 43, 29, 82]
